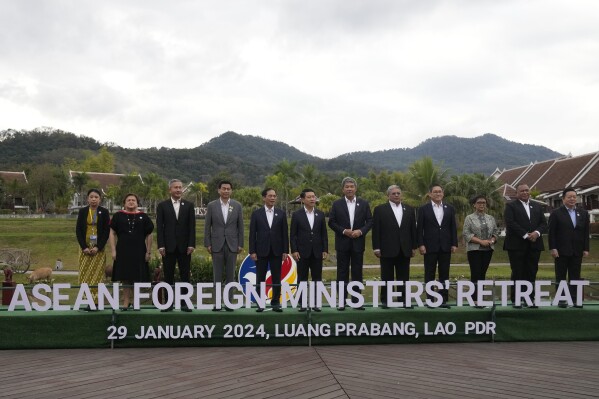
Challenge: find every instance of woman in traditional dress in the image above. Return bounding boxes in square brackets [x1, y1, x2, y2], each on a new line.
[109, 193, 154, 310]
[76, 188, 110, 310]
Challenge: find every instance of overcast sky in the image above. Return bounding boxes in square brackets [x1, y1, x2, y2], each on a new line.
[1, 1, 598, 159]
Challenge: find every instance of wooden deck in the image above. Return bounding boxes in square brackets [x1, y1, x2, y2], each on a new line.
[1, 342, 598, 398]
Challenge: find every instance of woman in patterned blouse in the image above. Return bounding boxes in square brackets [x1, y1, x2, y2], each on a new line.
[462, 195, 500, 307]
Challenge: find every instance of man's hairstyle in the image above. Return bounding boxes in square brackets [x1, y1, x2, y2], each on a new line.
[516, 183, 529, 191]
[429, 184, 443, 192]
[300, 188, 315, 198]
[261, 187, 276, 197]
[386, 185, 401, 195]
[122, 193, 140, 205]
[168, 179, 182, 187]
[342, 177, 357, 188]
[562, 187, 577, 197]
[218, 180, 233, 189]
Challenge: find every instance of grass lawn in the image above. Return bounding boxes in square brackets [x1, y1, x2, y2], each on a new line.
[2, 217, 599, 282]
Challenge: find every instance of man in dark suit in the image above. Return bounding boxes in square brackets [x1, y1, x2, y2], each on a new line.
[417, 184, 458, 308]
[548, 187, 589, 308]
[290, 188, 328, 312]
[156, 179, 196, 312]
[372, 185, 417, 308]
[204, 180, 244, 311]
[249, 188, 289, 312]
[503, 183, 547, 307]
[328, 177, 373, 310]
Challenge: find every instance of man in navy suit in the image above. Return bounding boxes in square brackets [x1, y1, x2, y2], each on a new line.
[328, 177, 373, 310]
[290, 188, 328, 312]
[372, 185, 417, 308]
[249, 188, 289, 312]
[548, 187, 589, 308]
[503, 183, 547, 307]
[156, 179, 196, 312]
[417, 184, 458, 308]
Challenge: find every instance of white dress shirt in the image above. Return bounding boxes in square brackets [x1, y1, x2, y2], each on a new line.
[346, 197, 356, 229]
[220, 199, 229, 223]
[305, 206, 315, 229]
[265, 205, 274, 228]
[390, 201, 403, 228]
[432, 201, 444, 225]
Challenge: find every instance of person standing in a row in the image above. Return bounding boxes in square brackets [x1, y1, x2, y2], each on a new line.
[156, 179, 196, 312]
[417, 184, 458, 308]
[204, 180, 244, 311]
[372, 185, 417, 309]
[109, 193, 154, 310]
[290, 188, 328, 312]
[328, 177, 373, 310]
[76, 188, 110, 310]
[548, 187, 589, 308]
[250, 188, 289, 312]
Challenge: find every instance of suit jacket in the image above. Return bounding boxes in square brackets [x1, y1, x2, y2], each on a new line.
[249, 207, 289, 257]
[372, 202, 417, 258]
[503, 200, 547, 251]
[328, 197, 373, 252]
[417, 202, 458, 253]
[204, 199, 244, 252]
[548, 206, 590, 257]
[156, 198, 196, 253]
[290, 207, 328, 258]
[76, 206, 110, 251]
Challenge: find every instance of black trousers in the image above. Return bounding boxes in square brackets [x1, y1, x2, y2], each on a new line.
[467, 250, 493, 300]
[424, 252, 451, 302]
[508, 249, 541, 303]
[163, 248, 191, 284]
[297, 255, 323, 307]
[336, 249, 364, 304]
[380, 254, 411, 305]
[555, 255, 582, 301]
[256, 251, 282, 306]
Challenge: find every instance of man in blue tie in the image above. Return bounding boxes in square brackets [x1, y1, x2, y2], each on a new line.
[548, 187, 590, 308]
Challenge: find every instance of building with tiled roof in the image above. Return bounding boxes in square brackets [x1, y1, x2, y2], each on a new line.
[493, 151, 599, 221]
[69, 171, 144, 211]
[0, 171, 29, 211]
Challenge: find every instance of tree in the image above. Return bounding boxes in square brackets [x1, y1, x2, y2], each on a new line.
[186, 182, 208, 208]
[444, 173, 504, 219]
[234, 187, 262, 212]
[26, 164, 70, 213]
[405, 157, 450, 205]
[71, 172, 90, 206]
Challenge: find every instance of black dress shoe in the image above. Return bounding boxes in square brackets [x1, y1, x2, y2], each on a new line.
[181, 306, 192, 312]
[272, 306, 283, 313]
[256, 308, 264, 313]
[354, 306, 366, 311]
[337, 307, 345, 311]
[212, 307, 221, 312]
[224, 306, 234, 312]
[312, 307, 321, 312]
[120, 304, 131, 311]
[381, 304, 389, 309]
[512, 305, 522, 309]
[161, 306, 173, 312]
[574, 305, 584, 309]
[529, 305, 539, 309]
[298, 307, 307, 312]
[439, 303, 451, 309]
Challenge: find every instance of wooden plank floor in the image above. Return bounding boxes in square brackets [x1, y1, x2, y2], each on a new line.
[0, 342, 598, 398]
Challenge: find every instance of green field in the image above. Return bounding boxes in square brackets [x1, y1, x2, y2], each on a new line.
[1, 217, 599, 282]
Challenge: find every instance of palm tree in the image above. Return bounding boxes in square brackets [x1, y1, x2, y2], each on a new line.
[405, 157, 450, 205]
[71, 172, 90, 206]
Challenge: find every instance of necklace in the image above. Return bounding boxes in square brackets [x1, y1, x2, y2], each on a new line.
[127, 213, 136, 233]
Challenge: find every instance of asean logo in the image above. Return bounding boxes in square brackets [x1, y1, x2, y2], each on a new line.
[238, 254, 297, 303]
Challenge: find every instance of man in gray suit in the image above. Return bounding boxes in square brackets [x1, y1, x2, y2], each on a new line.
[204, 180, 244, 311]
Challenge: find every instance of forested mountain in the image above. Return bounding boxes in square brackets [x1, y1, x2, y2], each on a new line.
[335, 133, 562, 174]
[0, 128, 562, 183]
